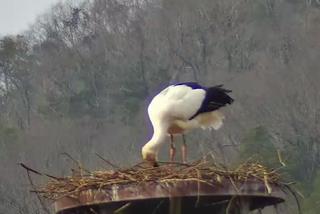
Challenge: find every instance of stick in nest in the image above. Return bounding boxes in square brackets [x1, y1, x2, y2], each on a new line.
[24, 159, 286, 201]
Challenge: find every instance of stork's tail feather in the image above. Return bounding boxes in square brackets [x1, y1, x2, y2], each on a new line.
[197, 111, 225, 130]
[209, 85, 234, 105]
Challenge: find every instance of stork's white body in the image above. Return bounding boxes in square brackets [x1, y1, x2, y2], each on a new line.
[142, 84, 227, 161]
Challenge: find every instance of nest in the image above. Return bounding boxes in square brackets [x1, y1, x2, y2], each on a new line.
[28, 159, 286, 201]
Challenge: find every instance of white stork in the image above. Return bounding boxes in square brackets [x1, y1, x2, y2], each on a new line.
[142, 82, 234, 165]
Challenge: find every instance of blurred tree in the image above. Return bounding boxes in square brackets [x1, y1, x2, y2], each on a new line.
[302, 171, 320, 214]
[239, 126, 278, 167]
[0, 36, 35, 128]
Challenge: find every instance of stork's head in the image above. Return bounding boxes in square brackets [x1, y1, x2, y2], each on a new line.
[142, 143, 159, 167]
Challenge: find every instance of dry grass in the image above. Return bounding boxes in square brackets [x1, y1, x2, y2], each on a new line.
[27, 159, 285, 201]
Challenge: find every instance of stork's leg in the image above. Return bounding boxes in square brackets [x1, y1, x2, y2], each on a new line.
[169, 134, 176, 161]
[181, 134, 187, 163]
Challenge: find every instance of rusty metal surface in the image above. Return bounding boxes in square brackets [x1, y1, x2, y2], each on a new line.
[55, 179, 286, 213]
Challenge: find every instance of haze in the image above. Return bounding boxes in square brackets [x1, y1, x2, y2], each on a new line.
[0, 0, 61, 35]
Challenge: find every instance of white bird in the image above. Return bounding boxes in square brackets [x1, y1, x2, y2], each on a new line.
[142, 82, 234, 165]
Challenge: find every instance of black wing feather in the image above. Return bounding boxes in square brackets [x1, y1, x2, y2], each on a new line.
[189, 85, 234, 119]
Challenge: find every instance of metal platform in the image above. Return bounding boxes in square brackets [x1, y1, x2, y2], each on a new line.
[55, 179, 286, 214]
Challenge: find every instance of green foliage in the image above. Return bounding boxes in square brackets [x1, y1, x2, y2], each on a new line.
[239, 127, 320, 213]
[0, 124, 21, 157]
[0, 126, 19, 144]
[240, 126, 278, 167]
[301, 171, 320, 214]
[283, 136, 319, 192]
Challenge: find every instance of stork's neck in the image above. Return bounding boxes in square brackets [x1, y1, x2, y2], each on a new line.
[146, 129, 167, 150]
[144, 119, 169, 151]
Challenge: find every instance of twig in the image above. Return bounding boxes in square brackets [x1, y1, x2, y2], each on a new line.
[60, 152, 91, 174]
[20, 164, 51, 214]
[95, 152, 120, 169]
[156, 161, 191, 167]
[19, 163, 42, 175]
[114, 202, 132, 213]
[277, 149, 286, 167]
[225, 196, 237, 214]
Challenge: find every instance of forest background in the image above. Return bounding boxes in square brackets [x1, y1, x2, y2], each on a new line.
[1, 0, 320, 213]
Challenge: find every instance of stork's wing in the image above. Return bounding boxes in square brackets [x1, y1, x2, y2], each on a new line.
[190, 85, 234, 118]
[148, 85, 206, 121]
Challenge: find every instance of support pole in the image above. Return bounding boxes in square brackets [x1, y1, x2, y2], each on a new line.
[169, 197, 182, 214]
